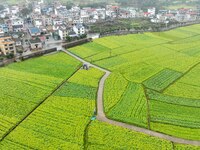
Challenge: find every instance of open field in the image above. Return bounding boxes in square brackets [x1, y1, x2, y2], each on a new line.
[0, 52, 81, 140]
[1, 53, 190, 149]
[1, 24, 200, 149]
[0, 67, 104, 149]
[69, 24, 200, 141]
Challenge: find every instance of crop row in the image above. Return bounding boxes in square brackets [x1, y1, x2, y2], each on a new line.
[87, 120, 173, 150]
[165, 64, 200, 99]
[107, 82, 148, 128]
[147, 89, 200, 107]
[0, 68, 104, 149]
[0, 52, 81, 140]
[104, 73, 128, 113]
[151, 122, 200, 141]
[150, 100, 200, 129]
[143, 68, 183, 91]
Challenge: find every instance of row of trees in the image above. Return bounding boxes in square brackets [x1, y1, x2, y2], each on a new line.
[66, 34, 87, 42]
[116, 0, 158, 9]
[89, 18, 181, 34]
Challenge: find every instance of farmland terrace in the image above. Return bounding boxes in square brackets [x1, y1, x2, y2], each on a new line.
[0, 24, 200, 149]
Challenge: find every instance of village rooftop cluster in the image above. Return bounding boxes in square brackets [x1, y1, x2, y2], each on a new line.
[0, 0, 199, 59]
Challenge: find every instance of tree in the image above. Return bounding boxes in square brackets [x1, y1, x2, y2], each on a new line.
[80, 34, 87, 39]
[66, 36, 72, 42]
[20, 8, 31, 17]
[6, 53, 14, 59]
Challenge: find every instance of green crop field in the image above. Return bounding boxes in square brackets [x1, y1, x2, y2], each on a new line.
[87, 120, 173, 150]
[2, 56, 186, 149]
[69, 24, 200, 141]
[0, 52, 81, 140]
[107, 82, 148, 128]
[1, 24, 200, 149]
[0, 67, 104, 149]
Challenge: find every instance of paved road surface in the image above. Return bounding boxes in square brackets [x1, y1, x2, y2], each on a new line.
[62, 49, 200, 146]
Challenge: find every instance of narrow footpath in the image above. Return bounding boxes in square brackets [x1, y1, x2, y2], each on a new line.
[62, 49, 200, 146]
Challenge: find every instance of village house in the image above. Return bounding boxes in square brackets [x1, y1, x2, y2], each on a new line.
[14, 38, 22, 47]
[73, 24, 85, 35]
[10, 6, 19, 15]
[28, 27, 41, 37]
[148, 8, 156, 17]
[34, 19, 43, 28]
[0, 24, 9, 35]
[0, 11, 7, 18]
[34, 6, 42, 15]
[0, 36, 16, 55]
[58, 26, 72, 40]
[29, 38, 43, 50]
[0, 28, 4, 36]
[53, 19, 63, 26]
[11, 18, 24, 32]
[42, 17, 53, 26]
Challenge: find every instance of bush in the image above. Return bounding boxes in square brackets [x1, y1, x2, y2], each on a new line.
[6, 53, 14, 59]
[0, 56, 4, 61]
[66, 36, 72, 42]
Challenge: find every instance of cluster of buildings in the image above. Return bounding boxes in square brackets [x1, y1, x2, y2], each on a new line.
[0, 0, 87, 56]
[0, 0, 200, 57]
[151, 8, 200, 23]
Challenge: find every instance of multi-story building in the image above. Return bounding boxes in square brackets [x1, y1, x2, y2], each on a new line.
[58, 26, 72, 40]
[11, 19, 24, 32]
[148, 7, 156, 16]
[0, 36, 16, 55]
[73, 24, 85, 35]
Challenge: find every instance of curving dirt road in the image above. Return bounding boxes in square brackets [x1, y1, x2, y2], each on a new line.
[62, 49, 200, 146]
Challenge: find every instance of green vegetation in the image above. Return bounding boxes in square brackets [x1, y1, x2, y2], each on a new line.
[107, 82, 148, 128]
[104, 73, 128, 113]
[174, 143, 200, 150]
[143, 69, 182, 91]
[1, 24, 200, 149]
[164, 64, 200, 99]
[87, 121, 173, 150]
[0, 52, 80, 140]
[0, 67, 104, 149]
[69, 24, 200, 141]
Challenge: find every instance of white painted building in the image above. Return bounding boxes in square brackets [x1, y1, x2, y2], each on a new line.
[38, 0, 44, 5]
[11, 19, 24, 26]
[0, 28, 4, 36]
[34, 6, 41, 14]
[34, 19, 43, 28]
[148, 8, 156, 16]
[58, 27, 71, 40]
[53, 20, 63, 26]
[11, 6, 19, 15]
[73, 24, 85, 35]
